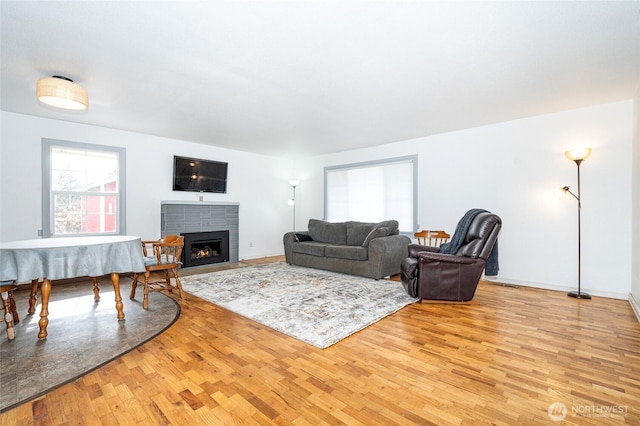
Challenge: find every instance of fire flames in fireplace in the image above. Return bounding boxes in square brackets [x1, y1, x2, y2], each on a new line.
[192, 246, 219, 260]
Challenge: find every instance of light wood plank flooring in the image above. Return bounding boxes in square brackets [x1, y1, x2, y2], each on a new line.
[1, 257, 639, 425]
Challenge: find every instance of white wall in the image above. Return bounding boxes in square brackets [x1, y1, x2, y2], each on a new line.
[1, 101, 634, 299]
[0, 111, 294, 259]
[631, 88, 640, 318]
[294, 101, 633, 299]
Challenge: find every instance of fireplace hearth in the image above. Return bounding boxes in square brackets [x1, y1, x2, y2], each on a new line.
[181, 230, 229, 268]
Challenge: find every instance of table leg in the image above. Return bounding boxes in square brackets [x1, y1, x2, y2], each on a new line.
[92, 277, 100, 301]
[1, 288, 16, 341]
[38, 278, 51, 339]
[9, 290, 19, 324]
[28, 279, 38, 314]
[110, 272, 125, 320]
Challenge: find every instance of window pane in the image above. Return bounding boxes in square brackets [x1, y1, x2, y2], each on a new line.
[51, 148, 118, 192]
[86, 173, 118, 193]
[54, 193, 83, 235]
[51, 170, 86, 191]
[51, 148, 86, 172]
[84, 195, 117, 233]
[53, 193, 118, 234]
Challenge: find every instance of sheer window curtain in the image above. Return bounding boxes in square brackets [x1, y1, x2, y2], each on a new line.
[324, 156, 416, 233]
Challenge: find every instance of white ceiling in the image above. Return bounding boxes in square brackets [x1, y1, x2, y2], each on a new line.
[1, 1, 639, 158]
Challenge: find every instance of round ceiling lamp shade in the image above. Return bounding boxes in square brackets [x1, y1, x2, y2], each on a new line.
[36, 76, 88, 110]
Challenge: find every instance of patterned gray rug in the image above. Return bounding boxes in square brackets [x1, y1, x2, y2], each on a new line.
[180, 263, 417, 348]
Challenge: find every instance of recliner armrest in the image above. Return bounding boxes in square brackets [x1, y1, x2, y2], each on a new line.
[408, 244, 439, 257]
[416, 251, 477, 265]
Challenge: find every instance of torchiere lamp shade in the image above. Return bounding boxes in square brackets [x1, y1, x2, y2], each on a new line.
[565, 148, 592, 162]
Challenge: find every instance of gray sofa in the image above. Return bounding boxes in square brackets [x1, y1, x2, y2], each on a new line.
[283, 219, 411, 279]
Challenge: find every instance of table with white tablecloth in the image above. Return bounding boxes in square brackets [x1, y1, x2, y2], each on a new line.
[0, 235, 146, 338]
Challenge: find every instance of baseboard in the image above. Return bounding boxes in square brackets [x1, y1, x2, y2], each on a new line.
[482, 276, 628, 300]
[241, 253, 287, 261]
[629, 293, 640, 323]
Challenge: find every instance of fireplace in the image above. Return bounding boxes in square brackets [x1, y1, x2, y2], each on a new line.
[162, 201, 239, 263]
[181, 230, 229, 268]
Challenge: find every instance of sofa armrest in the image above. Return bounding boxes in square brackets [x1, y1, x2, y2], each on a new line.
[283, 232, 299, 244]
[283, 232, 299, 263]
[368, 234, 411, 278]
[369, 234, 410, 254]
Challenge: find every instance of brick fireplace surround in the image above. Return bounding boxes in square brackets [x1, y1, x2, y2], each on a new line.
[160, 201, 239, 265]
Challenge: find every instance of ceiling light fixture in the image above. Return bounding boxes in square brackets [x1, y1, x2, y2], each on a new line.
[36, 76, 88, 110]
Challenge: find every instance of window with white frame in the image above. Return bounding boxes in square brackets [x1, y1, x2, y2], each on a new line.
[324, 155, 417, 233]
[42, 139, 126, 237]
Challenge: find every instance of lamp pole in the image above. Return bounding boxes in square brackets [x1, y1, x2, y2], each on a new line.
[563, 148, 592, 300]
[292, 184, 296, 232]
[288, 180, 299, 232]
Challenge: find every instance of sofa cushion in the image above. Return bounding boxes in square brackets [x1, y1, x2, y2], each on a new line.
[362, 226, 391, 246]
[375, 220, 399, 235]
[307, 219, 347, 245]
[346, 221, 376, 246]
[325, 245, 368, 261]
[295, 233, 314, 242]
[291, 242, 326, 257]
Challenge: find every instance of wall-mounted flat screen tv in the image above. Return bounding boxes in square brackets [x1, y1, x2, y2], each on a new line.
[173, 155, 228, 193]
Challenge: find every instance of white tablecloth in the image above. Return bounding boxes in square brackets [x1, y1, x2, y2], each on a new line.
[0, 236, 146, 284]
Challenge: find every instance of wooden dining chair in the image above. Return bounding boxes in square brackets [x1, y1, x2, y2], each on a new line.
[414, 230, 451, 248]
[130, 235, 186, 309]
[1, 281, 19, 340]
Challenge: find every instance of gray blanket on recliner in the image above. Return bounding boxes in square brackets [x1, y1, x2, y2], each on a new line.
[439, 208, 499, 276]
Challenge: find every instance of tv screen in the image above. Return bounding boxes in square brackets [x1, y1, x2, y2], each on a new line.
[173, 155, 228, 193]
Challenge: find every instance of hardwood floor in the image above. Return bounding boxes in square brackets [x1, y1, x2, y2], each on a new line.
[2, 257, 639, 425]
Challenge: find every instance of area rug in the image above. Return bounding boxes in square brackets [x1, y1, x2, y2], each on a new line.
[0, 279, 180, 413]
[180, 262, 417, 348]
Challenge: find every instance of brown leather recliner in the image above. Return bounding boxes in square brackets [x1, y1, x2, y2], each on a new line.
[401, 210, 502, 301]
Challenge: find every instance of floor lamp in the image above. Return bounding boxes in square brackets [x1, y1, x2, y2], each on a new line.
[560, 147, 592, 299]
[288, 179, 299, 232]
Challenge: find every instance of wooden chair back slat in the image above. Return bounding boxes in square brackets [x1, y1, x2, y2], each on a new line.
[414, 230, 450, 247]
